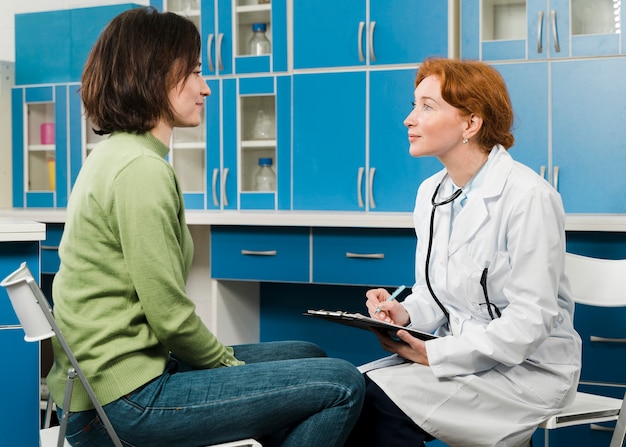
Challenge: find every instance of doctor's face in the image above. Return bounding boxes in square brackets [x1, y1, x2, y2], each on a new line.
[404, 75, 467, 160]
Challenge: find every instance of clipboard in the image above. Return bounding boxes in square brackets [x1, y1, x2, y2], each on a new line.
[303, 309, 438, 341]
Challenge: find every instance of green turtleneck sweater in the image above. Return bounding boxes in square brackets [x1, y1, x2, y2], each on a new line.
[47, 132, 242, 411]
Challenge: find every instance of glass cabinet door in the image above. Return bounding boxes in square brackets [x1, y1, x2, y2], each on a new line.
[565, 0, 623, 57]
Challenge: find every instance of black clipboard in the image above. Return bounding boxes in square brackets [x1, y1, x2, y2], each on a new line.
[303, 309, 438, 341]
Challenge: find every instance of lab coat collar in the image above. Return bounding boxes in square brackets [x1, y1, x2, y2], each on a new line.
[448, 146, 513, 256]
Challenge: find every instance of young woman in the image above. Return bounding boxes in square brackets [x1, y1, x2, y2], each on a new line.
[345, 58, 582, 447]
[46, 7, 364, 447]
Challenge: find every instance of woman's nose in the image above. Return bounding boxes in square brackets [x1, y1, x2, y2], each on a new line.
[201, 79, 211, 97]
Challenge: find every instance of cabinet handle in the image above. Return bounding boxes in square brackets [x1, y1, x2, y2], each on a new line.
[212, 168, 219, 206]
[358, 21, 365, 62]
[368, 167, 376, 209]
[539, 165, 546, 180]
[41, 245, 59, 251]
[241, 250, 277, 256]
[590, 423, 615, 432]
[590, 336, 626, 344]
[552, 166, 559, 190]
[357, 167, 365, 208]
[207, 34, 215, 72]
[222, 167, 229, 207]
[537, 10, 544, 53]
[369, 21, 377, 62]
[346, 252, 385, 259]
[217, 33, 225, 71]
[551, 10, 560, 53]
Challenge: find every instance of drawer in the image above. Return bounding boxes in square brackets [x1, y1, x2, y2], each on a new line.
[41, 224, 63, 274]
[210, 226, 310, 282]
[575, 303, 626, 385]
[312, 228, 415, 286]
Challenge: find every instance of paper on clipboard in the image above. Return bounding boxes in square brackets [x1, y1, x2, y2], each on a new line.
[303, 309, 438, 341]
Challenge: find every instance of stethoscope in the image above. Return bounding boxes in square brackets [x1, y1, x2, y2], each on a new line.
[424, 175, 501, 323]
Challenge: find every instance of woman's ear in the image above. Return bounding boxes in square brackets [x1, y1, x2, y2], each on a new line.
[463, 113, 483, 141]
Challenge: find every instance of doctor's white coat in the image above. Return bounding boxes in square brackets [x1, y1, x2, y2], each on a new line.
[363, 147, 582, 447]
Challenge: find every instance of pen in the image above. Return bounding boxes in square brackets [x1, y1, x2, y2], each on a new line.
[375, 285, 406, 314]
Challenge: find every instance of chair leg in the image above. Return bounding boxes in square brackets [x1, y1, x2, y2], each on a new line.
[57, 368, 77, 447]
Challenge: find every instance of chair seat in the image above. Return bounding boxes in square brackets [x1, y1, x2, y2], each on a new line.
[540, 392, 622, 429]
[40, 426, 71, 447]
[40, 426, 260, 447]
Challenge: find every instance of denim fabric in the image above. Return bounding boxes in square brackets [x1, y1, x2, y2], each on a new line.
[60, 341, 365, 447]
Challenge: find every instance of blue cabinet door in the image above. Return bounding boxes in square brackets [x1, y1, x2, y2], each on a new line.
[206, 78, 237, 210]
[461, 0, 548, 61]
[551, 57, 626, 213]
[369, 0, 448, 66]
[0, 240, 41, 447]
[292, 72, 366, 210]
[492, 62, 549, 179]
[369, 69, 441, 212]
[293, 0, 365, 70]
[206, 78, 222, 209]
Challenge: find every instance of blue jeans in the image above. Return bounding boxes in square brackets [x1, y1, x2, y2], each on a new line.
[60, 341, 365, 447]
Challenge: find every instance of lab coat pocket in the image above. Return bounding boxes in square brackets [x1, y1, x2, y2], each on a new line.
[466, 251, 511, 319]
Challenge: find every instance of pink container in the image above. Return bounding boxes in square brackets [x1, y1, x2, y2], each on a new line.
[40, 123, 55, 145]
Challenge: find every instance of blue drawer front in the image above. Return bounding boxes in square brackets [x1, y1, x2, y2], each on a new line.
[41, 224, 63, 274]
[211, 226, 309, 282]
[575, 304, 626, 384]
[0, 242, 40, 326]
[312, 228, 415, 287]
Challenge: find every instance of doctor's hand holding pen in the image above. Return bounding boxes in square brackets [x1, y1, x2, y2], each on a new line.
[365, 285, 430, 366]
[366, 285, 410, 325]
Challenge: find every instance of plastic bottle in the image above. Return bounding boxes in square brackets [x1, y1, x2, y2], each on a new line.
[255, 157, 276, 191]
[251, 101, 274, 140]
[249, 23, 271, 56]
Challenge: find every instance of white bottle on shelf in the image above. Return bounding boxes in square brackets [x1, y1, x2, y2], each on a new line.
[254, 157, 276, 191]
[249, 23, 271, 55]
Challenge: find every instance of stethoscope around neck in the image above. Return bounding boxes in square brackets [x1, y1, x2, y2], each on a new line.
[424, 175, 501, 324]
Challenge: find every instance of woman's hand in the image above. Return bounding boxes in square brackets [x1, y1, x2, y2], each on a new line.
[373, 329, 430, 366]
[365, 288, 410, 326]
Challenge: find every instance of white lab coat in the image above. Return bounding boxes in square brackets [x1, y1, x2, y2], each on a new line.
[362, 147, 582, 447]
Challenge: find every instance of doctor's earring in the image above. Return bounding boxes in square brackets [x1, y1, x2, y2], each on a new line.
[463, 137, 469, 144]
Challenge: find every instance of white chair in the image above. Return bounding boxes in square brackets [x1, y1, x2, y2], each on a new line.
[537, 253, 626, 447]
[1, 262, 261, 447]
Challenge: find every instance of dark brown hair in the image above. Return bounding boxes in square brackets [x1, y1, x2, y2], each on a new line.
[81, 7, 201, 135]
[415, 57, 515, 151]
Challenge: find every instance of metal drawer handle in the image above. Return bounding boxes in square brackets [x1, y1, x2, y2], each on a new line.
[217, 33, 224, 71]
[357, 167, 365, 208]
[241, 250, 277, 256]
[590, 336, 626, 343]
[537, 10, 544, 53]
[368, 167, 376, 209]
[41, 245, 59, 251]
[369, 21, 376, 62]
[222, 167, 229, 207]
[590, 423, 615, 432]
[551, 10, 560, 53]
[357, 21, 365, 62]
[346, 252, 385, 259]
[207, 34, 215, 72]
[539, 165, 546, 179]
[552, 166, 559, 190]
[212, 168, 219, 206]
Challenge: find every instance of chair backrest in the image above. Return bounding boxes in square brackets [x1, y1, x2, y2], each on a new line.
[565, 253, 626, 307]
[0, 262, 55, 341]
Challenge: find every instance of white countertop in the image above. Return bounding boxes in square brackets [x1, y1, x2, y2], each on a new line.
[0, 217, 46, 242]
[0, 208, 625, 232]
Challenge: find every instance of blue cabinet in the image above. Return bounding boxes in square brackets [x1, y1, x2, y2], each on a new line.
[293, 69, 440, 212]
[15, 4, 140, 85]
[461, 0, 625, 61]
[464, 0, 626, 214]
[152, 0, 287, 76]
[0, 227, 44, 447]
[293, 0, 449, 70]
[12, 86, 69, 208]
